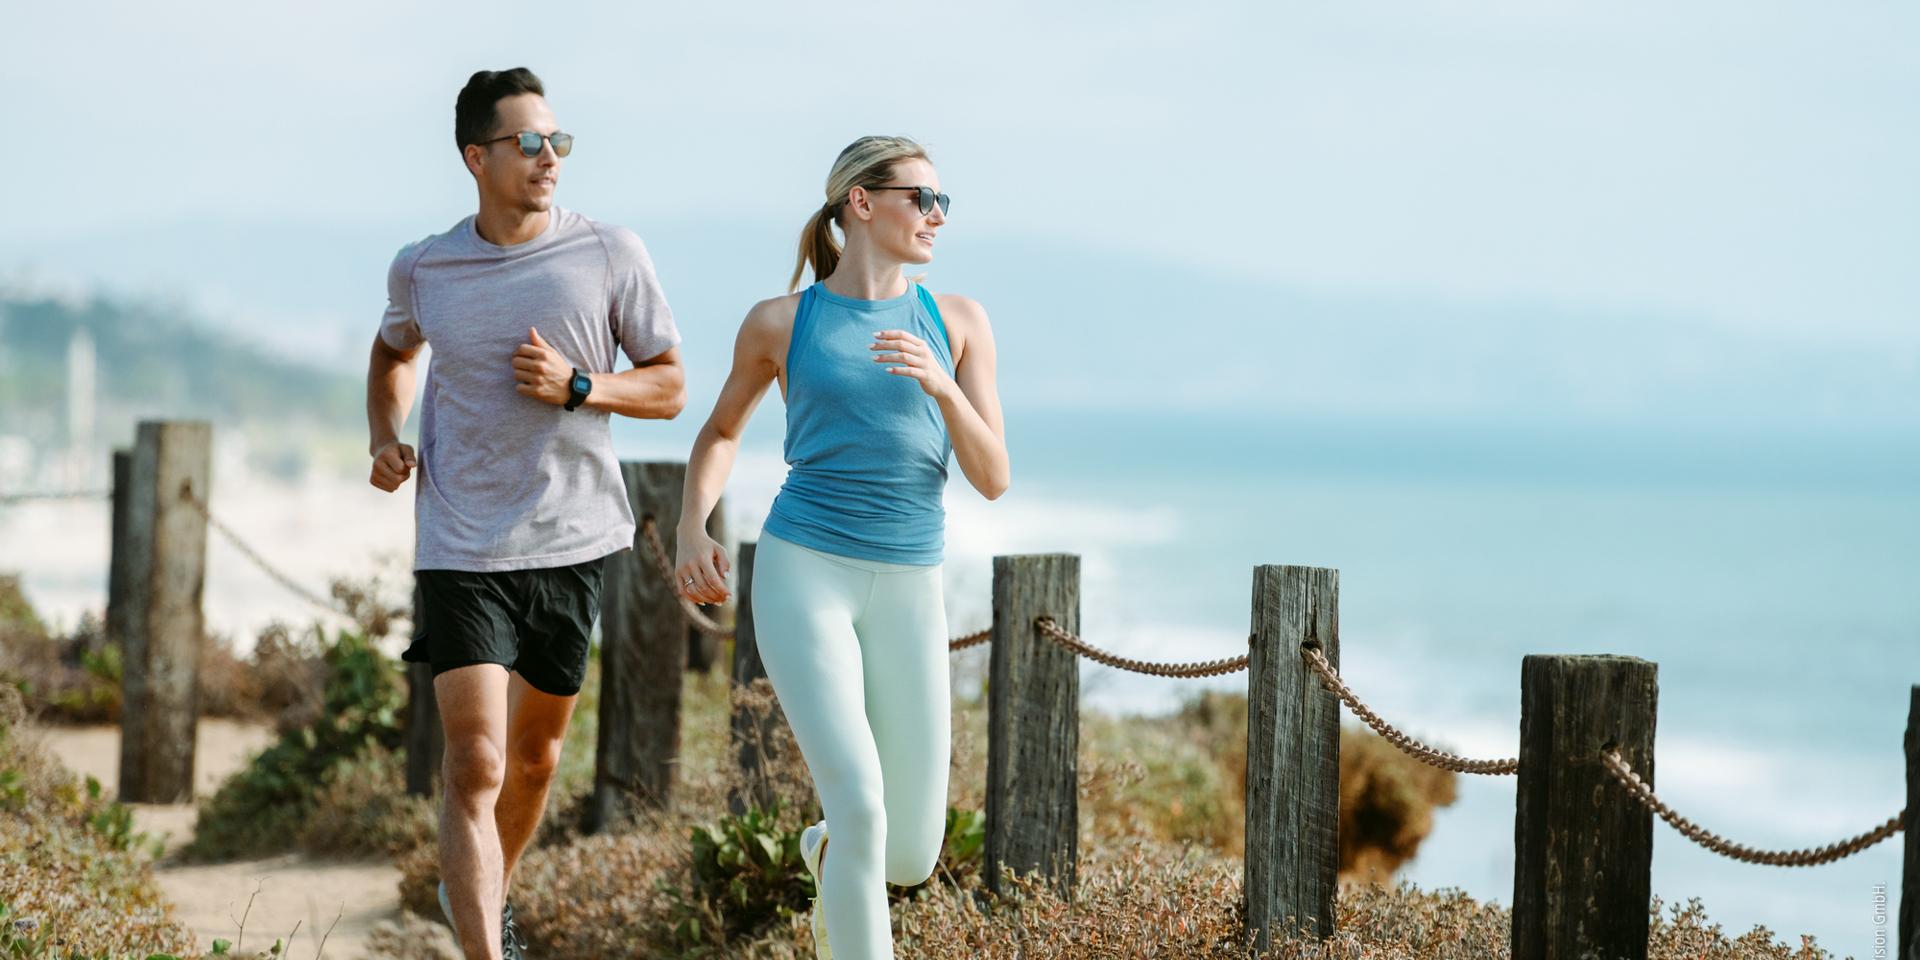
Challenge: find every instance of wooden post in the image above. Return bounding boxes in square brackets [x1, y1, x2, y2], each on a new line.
[686, 494, 727, 674]
[728, 540, 766, 814]
[117, 421, 210, 804]
[1243, 565, 1340, 948]
[1512, 654, 1658, 960]
[1901, 685, 1917, 960]
[404, 584, 443, 797]
[105, 449, 132, 652]
[405, 662, 443, 796]
[727, 542, 780, 814]
[588, 461, 688, 831]
[985, 554, 1079, 897]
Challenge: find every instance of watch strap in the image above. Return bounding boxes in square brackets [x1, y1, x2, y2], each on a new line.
[564, 367, 590, 411]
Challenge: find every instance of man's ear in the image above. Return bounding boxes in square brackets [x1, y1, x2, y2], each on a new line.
[463, 143, 486, 179]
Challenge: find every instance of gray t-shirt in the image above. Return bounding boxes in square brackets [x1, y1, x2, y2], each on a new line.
[379, 207, 679, 572]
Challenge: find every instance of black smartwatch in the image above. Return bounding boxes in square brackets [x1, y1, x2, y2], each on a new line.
[564, 367, 593, 411]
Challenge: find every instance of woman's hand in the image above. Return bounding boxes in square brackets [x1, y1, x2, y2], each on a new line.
[871, 329, 956, 401]
[673, 528, 731, 604]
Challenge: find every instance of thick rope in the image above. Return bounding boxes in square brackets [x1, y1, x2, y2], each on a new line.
[1032, 616, 1250, 678]
[949, 628, 991, 651]
[182, 487, 358, 622]
[1600, 748, 1904, 866]
[639, 517, 736, 640]
[0, 490, 109, 505]
[1299, 643, 1520, 776]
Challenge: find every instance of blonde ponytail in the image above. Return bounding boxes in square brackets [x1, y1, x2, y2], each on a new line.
[789, 204, 843, 293]
[788, 136, 931, 292]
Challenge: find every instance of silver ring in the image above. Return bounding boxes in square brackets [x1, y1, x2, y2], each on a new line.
[682, 576, 695, 586]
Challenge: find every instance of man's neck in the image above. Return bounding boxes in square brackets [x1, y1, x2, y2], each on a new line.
[474, 203, 551, 247]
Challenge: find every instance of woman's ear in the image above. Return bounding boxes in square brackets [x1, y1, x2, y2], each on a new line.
[846, 185, 873, 222]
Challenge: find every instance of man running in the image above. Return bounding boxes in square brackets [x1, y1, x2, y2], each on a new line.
[366, 66, 684, 960]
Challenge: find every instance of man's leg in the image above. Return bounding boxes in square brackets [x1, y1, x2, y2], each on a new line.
[437, 663, 511, 960]
[497, 671, 577, 889]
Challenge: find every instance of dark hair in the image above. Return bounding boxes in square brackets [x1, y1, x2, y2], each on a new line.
[454, 68, 545, 154]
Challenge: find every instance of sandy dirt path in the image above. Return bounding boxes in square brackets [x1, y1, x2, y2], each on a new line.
[26, 719, 441, 959]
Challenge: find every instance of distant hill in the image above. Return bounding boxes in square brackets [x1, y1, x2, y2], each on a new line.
[0, 289, 363, 477]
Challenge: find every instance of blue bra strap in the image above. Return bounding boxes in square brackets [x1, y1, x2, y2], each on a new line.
[915, 283, 951, 356]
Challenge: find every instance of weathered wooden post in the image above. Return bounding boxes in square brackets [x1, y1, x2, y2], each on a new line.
[686, 494, 727, 674]
[728, 541, 793, 815]
[404, 662, 443, 796]
[1511, 654, 1658, 960]
[105, 449, 132, 652]
[985, 554, 1079, 897]
[588, 461, 689, 831]
[1243, 565, 1340, 949]
[728, 540, 767, 814]
[117, 420, 211, 804]
[1901, 685, 1917, 960]
[404, 583, 443, 797]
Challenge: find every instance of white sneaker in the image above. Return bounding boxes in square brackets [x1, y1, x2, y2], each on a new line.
[800, 821, 831, 959]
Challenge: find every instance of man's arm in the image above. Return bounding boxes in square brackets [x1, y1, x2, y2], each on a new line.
[368, 333, 423, 490]
[581, 346, 686, 420]
[511, 327, 686, 420]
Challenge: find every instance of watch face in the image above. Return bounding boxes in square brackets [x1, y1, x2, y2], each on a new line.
[573, 373, 592, 393]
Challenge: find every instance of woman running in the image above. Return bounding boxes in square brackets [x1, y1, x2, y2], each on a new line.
[673, 135, 1009, 959]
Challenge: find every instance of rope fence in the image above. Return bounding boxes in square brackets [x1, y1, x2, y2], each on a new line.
[181, 488, 371, 624]
[0, 489, 109, 505]
[33, 470, 1907, 879]
[633, 519, 1908, 871]
[1600, 747, 1905, 866]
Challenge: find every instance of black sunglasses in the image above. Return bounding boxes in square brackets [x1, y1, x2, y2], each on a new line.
[867, 185, 950, 217]
[480, 130, 574, 158]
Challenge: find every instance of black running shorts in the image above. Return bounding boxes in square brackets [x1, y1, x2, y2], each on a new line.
[403, 555, 607, 697]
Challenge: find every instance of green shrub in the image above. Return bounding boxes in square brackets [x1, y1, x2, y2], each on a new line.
[182, 629, 405, 861]
[663, 801, 813, 951]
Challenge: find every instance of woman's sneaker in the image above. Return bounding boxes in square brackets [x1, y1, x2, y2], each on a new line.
[800, 821, 831, 959]
[437, 880, 457, 936]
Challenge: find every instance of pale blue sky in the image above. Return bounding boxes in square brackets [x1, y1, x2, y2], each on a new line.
[2, 0, 1915, 428]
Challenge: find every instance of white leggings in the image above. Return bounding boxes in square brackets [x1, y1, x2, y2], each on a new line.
[750, 530, 951, 960]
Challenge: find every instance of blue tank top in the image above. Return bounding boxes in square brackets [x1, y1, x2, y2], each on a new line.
[762, 280, 955, 565]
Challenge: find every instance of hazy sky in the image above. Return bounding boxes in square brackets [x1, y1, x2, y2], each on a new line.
[3, 1, 1915, 427]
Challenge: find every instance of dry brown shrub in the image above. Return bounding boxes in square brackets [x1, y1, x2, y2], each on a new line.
[0, 688, 196, 958]
[1335, 727, 1457, 883]
[248, 621, 328, 734]
[299, 743, 437, 858]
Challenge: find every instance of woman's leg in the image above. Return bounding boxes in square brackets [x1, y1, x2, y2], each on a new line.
[856, 563, 951, 887]
[750, 533, 895, 959]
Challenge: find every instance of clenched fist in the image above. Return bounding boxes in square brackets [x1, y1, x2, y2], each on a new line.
[370, 441, 416, 492]
[512, 326, 574, 405]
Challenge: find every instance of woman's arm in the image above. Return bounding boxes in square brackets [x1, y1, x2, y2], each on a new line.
[875, 293, 1009, 500]
[674, 296, 795, 603]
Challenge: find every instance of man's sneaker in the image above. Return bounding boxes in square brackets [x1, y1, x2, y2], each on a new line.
[437, 879, 457, 936]
[800, 820, 831, 959]
[502, 900, 528, 960]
